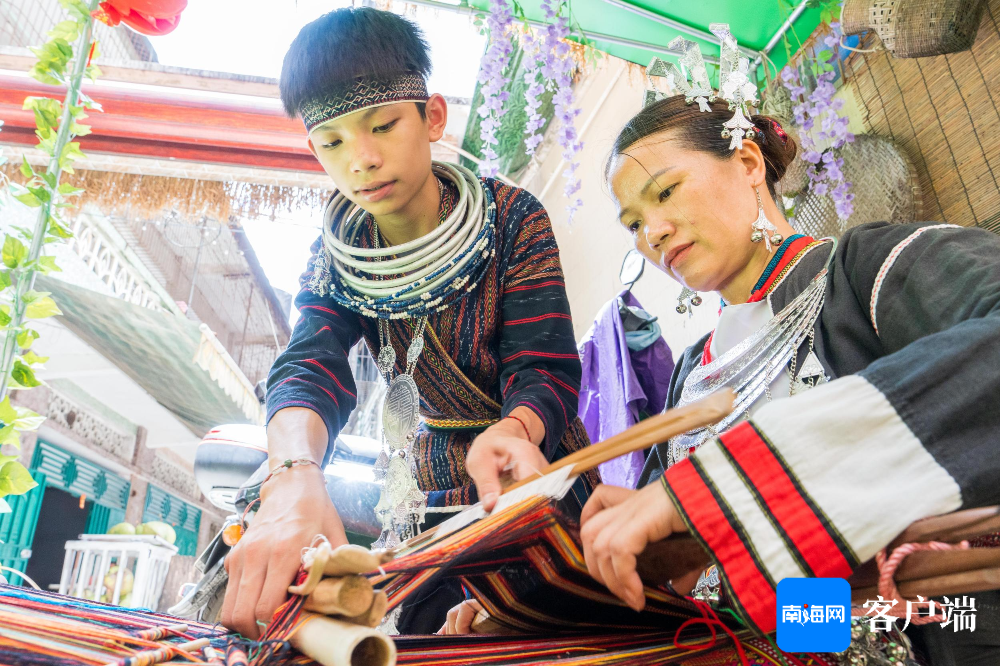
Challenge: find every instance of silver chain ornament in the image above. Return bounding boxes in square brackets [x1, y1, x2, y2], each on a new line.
[369, 192, 441, 550]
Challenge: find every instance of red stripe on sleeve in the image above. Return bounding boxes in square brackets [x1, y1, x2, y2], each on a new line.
[504, 313, 572, 326]
[664, 459, 778, 633]
[503, 280, 565, 294]
[301, 305, 341, 317]
[273, 377, 340, 408]
[721, 423, 853, 578]
[302, 359, 357, 398]
[502, 350, 579, 363]
[534, 368, 579, 397]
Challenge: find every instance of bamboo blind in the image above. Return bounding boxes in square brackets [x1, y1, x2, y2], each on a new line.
[842, 0, 1000, 234]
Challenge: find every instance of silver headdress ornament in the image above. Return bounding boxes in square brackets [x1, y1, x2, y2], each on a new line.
[644, 24, 759, 150]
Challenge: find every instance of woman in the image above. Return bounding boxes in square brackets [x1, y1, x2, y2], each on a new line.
[579, 94, 1000, 665]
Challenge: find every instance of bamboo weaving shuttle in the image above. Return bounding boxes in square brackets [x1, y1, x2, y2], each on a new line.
[289, 612, 396, 666]
[301, 575, 375, 617]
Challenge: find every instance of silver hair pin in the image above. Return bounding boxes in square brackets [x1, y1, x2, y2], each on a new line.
[642, 23, 759, 149]
[711, 24, 758, 150]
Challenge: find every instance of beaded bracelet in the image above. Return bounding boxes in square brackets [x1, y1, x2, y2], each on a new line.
[504, 414, 532, 442]
[263, 458, 320, 486]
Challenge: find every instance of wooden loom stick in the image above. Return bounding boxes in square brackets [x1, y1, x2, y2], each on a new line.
[289, 612, 396, 666]
[349, 590, 388, 628]
[503, 389, 737, 494]
[637, 508, 1000, 590]
[849, 547, 1000, 589]
[133, 624, 189, 641]
[889, 506, 1000, 550]
[405, 390, 737, 549]
[851, 566, 1000, 604]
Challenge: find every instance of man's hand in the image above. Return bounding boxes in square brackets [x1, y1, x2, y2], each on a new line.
[221, 464, 347, 639]
[438, 599, 485, 635]
[580, 482, 688, 612]
[466, 409, 547, 512]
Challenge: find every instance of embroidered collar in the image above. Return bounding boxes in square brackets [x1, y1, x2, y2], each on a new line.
[702, 234, 817, 365]
[747, 234, 814, 302]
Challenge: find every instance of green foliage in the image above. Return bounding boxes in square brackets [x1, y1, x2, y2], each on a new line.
[805, 0, 843, 26]
[0, 456, 36, 499]
[0, 0, 98, 505]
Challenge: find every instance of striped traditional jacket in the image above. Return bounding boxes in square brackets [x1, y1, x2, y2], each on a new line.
[640, 222, 1000, 649]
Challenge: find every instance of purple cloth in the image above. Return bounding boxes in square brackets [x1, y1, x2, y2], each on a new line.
[578, 291, 673, 488]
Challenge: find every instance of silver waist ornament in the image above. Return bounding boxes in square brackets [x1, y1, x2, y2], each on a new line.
[666, 261, 832, 468]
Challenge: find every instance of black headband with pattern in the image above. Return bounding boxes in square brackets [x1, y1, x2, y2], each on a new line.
[300, 72, 429, 132]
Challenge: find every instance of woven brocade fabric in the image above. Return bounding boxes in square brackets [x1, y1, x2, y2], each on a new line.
[367, 495, 838, 666]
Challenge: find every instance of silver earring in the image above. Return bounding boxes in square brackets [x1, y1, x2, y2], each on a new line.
[676, 287, 702, 314]
[750, 186, 782, 252]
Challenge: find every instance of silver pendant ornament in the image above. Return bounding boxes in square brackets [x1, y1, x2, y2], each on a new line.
[751, 187, 783, 252]
[676, 287, 703, 315]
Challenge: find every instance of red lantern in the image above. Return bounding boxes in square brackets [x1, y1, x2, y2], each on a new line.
[92, 0, 188, 36]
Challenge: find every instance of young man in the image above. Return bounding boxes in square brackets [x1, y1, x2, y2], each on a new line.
[221, 7, 597, 638]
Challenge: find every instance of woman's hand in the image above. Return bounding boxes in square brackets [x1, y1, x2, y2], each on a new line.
[466, 409, 547, 512]
[437, 599, 485, 634]
[221, 465, 348, 639]
[580, 482, 688, 611]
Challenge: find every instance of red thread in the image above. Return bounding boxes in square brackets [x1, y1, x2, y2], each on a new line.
[533, 368, 579, 397]
[302, 358, 357, 398]
[504, 414, 532, 441]
[672, 599, 750, 666]
[501, 350, 579, 363]
[504, 280, 565, 294]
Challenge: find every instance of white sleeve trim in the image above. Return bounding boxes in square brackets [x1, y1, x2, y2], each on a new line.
[869, 224, 961, 336]
[752, 375, 961, 564]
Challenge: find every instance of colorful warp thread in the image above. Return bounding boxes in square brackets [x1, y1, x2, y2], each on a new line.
[0, 492, 846, 666]
[226, 644, 250, 666]
[250, 494, 839, 665]
[0, 585, 241, 666]
[391, 633, 839, 666]
[369, 495, 839, 665]
[370, 495, 709, 631]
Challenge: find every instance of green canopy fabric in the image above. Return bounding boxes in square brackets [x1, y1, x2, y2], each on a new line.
[465, 0, 823, 80]
[38, 275, 261, 437]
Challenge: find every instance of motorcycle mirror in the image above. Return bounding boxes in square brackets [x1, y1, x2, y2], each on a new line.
[620, 250, 645, 288]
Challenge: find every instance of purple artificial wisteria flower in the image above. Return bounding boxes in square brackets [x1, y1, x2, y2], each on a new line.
[477, 0, 516, 178]
[780, 22, 855, 221]
[477, 0, 584, 222]
[534, 0, 583, 222]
